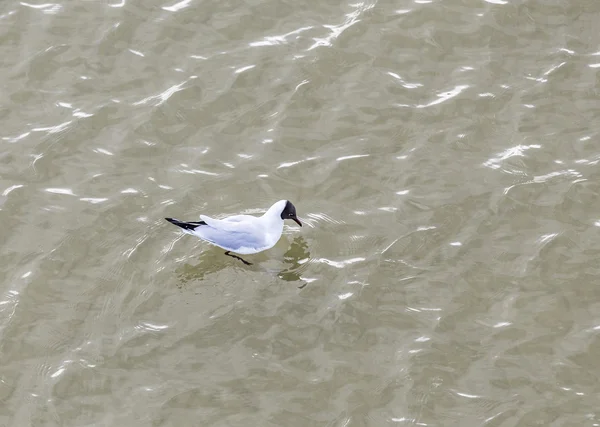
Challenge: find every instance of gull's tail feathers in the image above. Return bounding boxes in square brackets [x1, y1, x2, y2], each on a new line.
[165, 218, 206, 231]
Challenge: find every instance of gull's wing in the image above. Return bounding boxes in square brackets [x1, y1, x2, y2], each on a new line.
[192, 224, 269, 254]
[221, 214, 259, 223]
[199, 214, 259, 232]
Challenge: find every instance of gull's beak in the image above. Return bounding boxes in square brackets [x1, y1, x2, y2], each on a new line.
[293, 217, 302, 227]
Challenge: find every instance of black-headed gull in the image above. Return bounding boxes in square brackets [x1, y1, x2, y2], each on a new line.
[165, 200, 302, 265]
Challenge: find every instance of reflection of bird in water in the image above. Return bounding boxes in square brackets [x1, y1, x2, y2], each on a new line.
[172, 235, 312, 289]
[175, 255, 222, 287]
[279, 236, 312, 288]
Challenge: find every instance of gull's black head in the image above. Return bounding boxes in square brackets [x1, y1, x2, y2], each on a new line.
[281, 200, 302, 227]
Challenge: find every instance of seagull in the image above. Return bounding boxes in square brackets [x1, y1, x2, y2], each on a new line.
[165, 200, 302, 265]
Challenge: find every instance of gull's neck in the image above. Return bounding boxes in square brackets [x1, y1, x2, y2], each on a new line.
[260, 200, 287, 228]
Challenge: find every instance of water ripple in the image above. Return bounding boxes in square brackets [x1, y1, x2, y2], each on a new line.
[162, 0, 191, 12]
[20, 2, 62, 14]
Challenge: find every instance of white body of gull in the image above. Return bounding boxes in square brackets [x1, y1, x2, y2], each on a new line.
[165, 200, 302, 265]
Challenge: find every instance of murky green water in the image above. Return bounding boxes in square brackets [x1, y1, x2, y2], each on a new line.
[2, 0, 600, 425]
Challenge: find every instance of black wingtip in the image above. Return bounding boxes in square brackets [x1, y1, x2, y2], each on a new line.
[165, 217, 205, 231]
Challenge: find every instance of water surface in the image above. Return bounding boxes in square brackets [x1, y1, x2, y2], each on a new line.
[2, 0, 600, 426]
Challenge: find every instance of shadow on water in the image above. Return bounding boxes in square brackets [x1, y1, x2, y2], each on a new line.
[174, 236, 312, 289]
